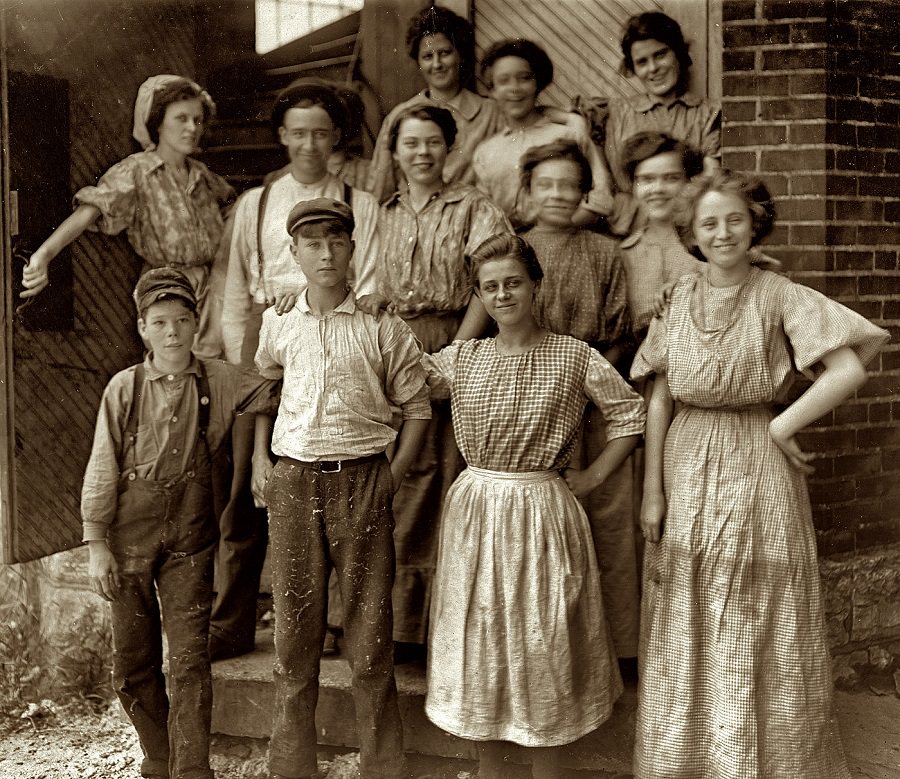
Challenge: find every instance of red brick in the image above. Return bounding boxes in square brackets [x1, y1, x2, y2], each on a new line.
[856, 474, 900, 500]
[791, 21, 827, 44]
[763, 97, 827, 121]
[726, 23, 791, 48]
[875, 252, 899, 271]
[858, 275, 900, 296]
[763, 1, 829, 20]
[826, 72, 858, 96]
[788, 123, 826, 144]
[882, 447, 900, 471]
[821, 274, 857, 298]
[861, 74, 900, 102]
[723, 99, 759, 122]
[835, 149, 884, 172]
[772, 197, 827, 220]
[880, 300, 900, 319]
[841, 298, 880, 317]
[880, 350, 900, 372]
[768, 224, 790, 245]
[722, 150, 758, 171]
[761, 148, 824, 170]
[788, 172, 826, 195]
[723, 0, 758, 22]
[857, 224, 899, 245]
[831, 97, 878, 124]
[826, 175, 858, 197]
[831, 451, 881, 477]
[762, 46, 826, 70]
[858, 425, 900, 449]
[825, 225, 857, 245]
[831, 250, 874, 272]
[763, 173, 789, 195]
[777, 247, 830, 271]
[833, 199, 882, 221]
[789, 223, 825, 244]
[885, 152, 900, 174]
[859, 177, 896, 197]
[808, 478, 856, 506]
[725, 73, 791, 97]
[885, 201, 900, 223]
[877, 102, 899, 126]
[868, 402, 893, 423]
[800, 428, 857, 452]
[856, 124, 900, 151]
[724, 123, 788, 146]
[834, 403, 867, 425]
[723, 50, 757, 72]
[856, 375, 900, 398]
[826, 122, 857, 148]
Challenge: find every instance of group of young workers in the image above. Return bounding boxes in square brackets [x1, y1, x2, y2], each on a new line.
[21, 6, 890, 779]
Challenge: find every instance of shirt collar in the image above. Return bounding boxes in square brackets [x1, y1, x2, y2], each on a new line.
[498, 108, 559, 135]
[296, 287, 357, 315]
[414, 87, 485, 121]
[628, 90, 704, 113]
[385, 182, 471, 209]
[143, 353, 202, 380]
[143, 149, 204, 190]
[620, 224, 683, 250]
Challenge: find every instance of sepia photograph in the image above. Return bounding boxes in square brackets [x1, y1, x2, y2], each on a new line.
[0, 0, 897, 776]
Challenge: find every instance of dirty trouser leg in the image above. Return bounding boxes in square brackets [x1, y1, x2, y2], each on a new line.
[328, 457, 404, 779]
[266, 460, 329, 778]
[210, 412, 269, 653]
[110, 555, 171, 778]
[157, 543, 216, 779]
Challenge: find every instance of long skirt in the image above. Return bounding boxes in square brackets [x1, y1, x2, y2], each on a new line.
[426, 467, 622, 747]
[634, 406, 850, 778]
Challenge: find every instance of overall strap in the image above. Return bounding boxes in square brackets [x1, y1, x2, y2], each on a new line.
[343, 181, 352, 206]
[122, 363, 145, 452]
[256, 166, 292, 285]
[195, 362, 211, 440]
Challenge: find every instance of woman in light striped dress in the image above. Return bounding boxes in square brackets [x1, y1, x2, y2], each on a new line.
[423, 234, 645, 778]
[631, 169, 888, 778]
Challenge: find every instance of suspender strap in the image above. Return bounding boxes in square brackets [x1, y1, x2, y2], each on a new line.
[120, 362, 211, 469]
[195, 362, 211, 439]
[256, 166, 292, 285]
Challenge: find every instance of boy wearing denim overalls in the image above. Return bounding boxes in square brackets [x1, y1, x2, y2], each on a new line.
[81, 267, 277, 779]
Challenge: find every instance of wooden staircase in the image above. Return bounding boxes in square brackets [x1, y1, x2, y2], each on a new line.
[197, 11, 374, 194]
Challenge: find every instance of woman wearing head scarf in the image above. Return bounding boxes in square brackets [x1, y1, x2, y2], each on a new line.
[20, 74, 234, 358]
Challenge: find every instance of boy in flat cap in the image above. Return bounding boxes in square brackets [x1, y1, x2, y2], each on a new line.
[81, 267, 278, 779]
[252, 199, 429, 779]
[214, 78, 380, 661]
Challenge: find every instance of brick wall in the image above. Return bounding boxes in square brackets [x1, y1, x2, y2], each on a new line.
[721, 0, 900, 557]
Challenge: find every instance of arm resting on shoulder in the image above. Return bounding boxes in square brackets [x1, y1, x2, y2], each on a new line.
[388, 418, 430, 493]
[769, 345, 868, 474]
[22, 204, 101, 298]
[455, 295, 491, 341]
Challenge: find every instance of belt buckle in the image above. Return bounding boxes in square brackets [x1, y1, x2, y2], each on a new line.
[320, 460, 342, 474]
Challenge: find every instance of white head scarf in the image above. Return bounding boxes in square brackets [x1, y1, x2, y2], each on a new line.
[132, 74, 216, 151]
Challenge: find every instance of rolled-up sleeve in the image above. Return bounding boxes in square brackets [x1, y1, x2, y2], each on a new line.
[381, 316, 431, 420]
[584, 349, 645, 440]
[74, 159, 138, 236]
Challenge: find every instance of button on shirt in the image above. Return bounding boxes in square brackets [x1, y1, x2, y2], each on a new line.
[81, 356, 279, 541]
[255, 290, 431, 461]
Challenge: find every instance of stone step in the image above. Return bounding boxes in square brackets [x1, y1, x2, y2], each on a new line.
[211, 628, 636, 775]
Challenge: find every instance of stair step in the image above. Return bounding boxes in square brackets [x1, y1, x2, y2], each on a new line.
[211, 629, 636, 774]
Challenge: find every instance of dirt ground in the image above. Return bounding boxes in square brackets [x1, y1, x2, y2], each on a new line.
[0, 691, 897, 779]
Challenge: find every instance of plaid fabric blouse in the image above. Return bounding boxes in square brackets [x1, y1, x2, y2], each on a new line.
[425, 333, 644, 472]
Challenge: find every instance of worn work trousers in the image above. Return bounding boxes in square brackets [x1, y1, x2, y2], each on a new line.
[108, 467, 217, 779]
[209, 411, 269, 651]
[266, 455, 404, 779]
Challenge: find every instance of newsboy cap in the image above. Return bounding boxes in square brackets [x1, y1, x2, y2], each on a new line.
[286, 198, 355, 237]
[133, 267, 197, 313]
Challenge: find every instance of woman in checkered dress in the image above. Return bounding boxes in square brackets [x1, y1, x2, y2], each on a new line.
[631, 169, 888, 779]
[423, 234, 645, 777]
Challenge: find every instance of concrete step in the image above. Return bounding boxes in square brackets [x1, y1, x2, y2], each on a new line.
[211, 628, 636, 775]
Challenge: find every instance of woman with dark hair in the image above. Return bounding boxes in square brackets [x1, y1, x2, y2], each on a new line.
[631, 168, 888, 778]
[21, 75, 234, 358]
[575, 11, 720, 235]
[472, 38, 613, 228]
[365, 5, 502, 202]
[357, 104, 511, 651]
[423, 233, 644, 777]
